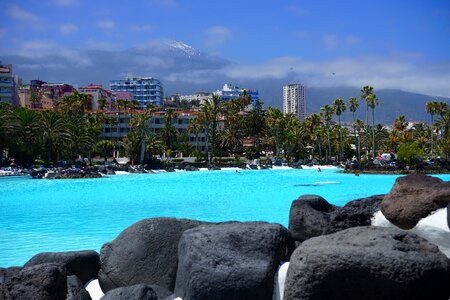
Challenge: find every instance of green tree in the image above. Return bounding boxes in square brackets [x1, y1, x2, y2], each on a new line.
[348, 97, 359, 160]
[426, 101, 439, 157]
[360, 86, 374, 156]
[397, 142, 423, 166]
[244, 100, 265, 148]
[159, 109, 179, 157]
[187, 117, 202, 151]
[129, 106, 155, 164]
[98, 97, 108, 111]
[198, 94, 222, 162]
[38, 110, 70, 164]
[333, 98, 346, 161]
[265, 107, 284, 156]
[365, 93, 379, 158]
[320, 104, 334, 162]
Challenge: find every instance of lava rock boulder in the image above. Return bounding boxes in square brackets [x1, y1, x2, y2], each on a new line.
[100, 284, 171, 300]
[67, 275, 92, 300]
[288, 194, 338, 242]
[380, 173, 450, 229]
[326, 194, 384, 234]
[24, 250, 100, 285]
[0, 263, 68, 300]
[174, 221, 295, 300]
[98, 217, 206, 293]
[284, 226, 450, 300]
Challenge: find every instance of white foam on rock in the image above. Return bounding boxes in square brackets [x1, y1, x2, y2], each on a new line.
[273, 262, 290, 300]
[371, 208, 450, 258]
[85, 279, 104, 300]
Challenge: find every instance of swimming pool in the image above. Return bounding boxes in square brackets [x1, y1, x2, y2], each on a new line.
[1, 169, 449, 267]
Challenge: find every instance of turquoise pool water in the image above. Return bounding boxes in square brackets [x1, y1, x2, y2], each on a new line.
[1, 169, 449, 267]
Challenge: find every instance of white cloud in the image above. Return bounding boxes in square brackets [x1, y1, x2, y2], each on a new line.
[4, 39, 450, 98]
[97, 20, 115, 30]
[130, 24, 153, 32]
[59, 23, 78, 35]
[7, 5, 39, 22]
[52, 0, 79, 5]
[223, 55, 450, 97]
[85, 39, 119, 51]
[13, 40, 92, 67]
[150, 0, 178, 8]
[205, 26, 232, 48]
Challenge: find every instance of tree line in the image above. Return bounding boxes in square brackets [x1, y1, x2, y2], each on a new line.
[0, 86, 449, 167]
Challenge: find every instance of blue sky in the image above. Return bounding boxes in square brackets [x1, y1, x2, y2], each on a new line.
[1, 0, 450, 96]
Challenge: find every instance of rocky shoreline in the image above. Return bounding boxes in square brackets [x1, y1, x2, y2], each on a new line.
[1, 174, 449, 300]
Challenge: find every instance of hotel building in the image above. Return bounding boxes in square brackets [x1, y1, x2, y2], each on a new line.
[79, 84, 115, 110]
[0, 63, 16, 105]
[109, 77, 164, 108]
[215, 84, 259, 109]
[283, 83, 305, 120]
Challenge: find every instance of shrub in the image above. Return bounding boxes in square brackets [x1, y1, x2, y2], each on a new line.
[397, 142, 423, 166]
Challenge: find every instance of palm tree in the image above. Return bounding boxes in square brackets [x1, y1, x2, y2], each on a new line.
[10, 108, 40, 164]
[98, 97, 108, 111]
[0, 103, 18, 163]
[130, 100, 140, 113]
[66, 117, 94, 161]
[239, 89, 252, 109]
[333, 98, 346, 161]
[187, 117, 201, 151]
[198, 94, 222, 162]
[360, 86, 374, 156]
[354, 119, 365, 159]
[304, 113, 323, 160]
[426, 101, 439, 157]
[320, 104, 334, 162]
[245, 100, 265, 148]
[159, 109, 179, 159]
[129, 106, 155, 165]
[30, 91, 42, 109]
[265, 107, 284, 157]
[365, 93, 379, 158]
[393, 115, 410, 144]
[38, 110, 70, 165]
[85, 112, 106, 163]
[411, 122, 430, 152]
[348, 97, 359, 160]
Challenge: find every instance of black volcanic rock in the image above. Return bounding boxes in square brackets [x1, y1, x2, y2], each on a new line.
[284, 226, 450, 300]
[24, 250, 100, 285]
[0, 263, 68, 300]
[67, 275, 92, 300]
[98, 217, 207, 293]
[174, 221, 294, 300]
[288, 195, 338, 242]
[380, 174, 450, 229]
[326, 194, 384, 234]
[100, 284, 165, 300]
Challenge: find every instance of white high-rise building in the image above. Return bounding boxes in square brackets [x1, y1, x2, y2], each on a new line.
[283, 83, 305, 120]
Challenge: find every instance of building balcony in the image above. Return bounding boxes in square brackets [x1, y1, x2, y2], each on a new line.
[0, 82, 13, 87]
